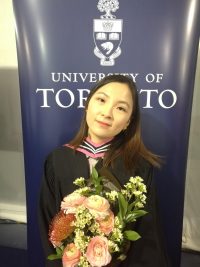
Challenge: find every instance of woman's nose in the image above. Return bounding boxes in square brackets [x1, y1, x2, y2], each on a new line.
[101, 104, 113, 118]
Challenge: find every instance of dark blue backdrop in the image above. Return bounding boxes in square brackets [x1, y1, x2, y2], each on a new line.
[13, 0, 200, 266]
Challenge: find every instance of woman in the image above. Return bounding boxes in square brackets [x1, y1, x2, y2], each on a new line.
[38, 74, 170, 267]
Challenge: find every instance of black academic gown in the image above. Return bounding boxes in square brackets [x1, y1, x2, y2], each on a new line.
[38, 146, 170, 267]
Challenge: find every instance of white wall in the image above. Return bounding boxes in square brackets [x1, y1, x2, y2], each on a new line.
[0, 0, 26, 222]
[182, 41, 200, 251]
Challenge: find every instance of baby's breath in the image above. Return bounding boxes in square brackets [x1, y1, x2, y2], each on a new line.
[108, 240, 120, 253]
[78, 256, 90, 267]
[122, 176, 147, 203]
[74, 206, 93, 229]
[73, 177, 86, 187]
[74, 186, 91, 195]
[105, 190, 118, 202]
[135, 202, 144, 208]
[114, 216, 123, 229]
[110, 227, 123, 243]
[88, 221, 102, 235]
[74, 229, 90, 252]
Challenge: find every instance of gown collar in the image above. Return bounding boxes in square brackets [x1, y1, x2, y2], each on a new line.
[76, 137, 112, 159]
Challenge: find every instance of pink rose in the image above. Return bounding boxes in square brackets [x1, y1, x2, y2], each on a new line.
[97, 210, 114, 235]
[62, 243, 81, 267]
[86, 236, 112, 267]
[83, 195, 110, 214]
[61, 193, 86, 213]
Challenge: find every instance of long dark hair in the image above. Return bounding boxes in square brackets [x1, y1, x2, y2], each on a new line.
[69, 74, 161, 170]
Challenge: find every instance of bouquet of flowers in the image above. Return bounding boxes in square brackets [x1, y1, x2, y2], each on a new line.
[48, 168, 147, 267]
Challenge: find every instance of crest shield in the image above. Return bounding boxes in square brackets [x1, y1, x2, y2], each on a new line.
[93, 19, 123, 66]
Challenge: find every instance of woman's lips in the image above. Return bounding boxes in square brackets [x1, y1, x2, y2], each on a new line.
[96, 120, 111, 127]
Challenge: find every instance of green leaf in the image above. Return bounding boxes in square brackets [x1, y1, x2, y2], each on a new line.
[90, 167, 104, 195]
[47, 254, 62, 260]
[55, 246, 63, 255]
[96, 184, 103, 195]
[127, 201, 136, 212]
[124, 230, 141, 241]
[125, 213, 137, 223]
[118, 193, 128, 221]
[92, 167, 98, 180]
[125, 210, 147, 222]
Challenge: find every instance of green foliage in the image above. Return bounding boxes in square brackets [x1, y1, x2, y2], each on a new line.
[90, 167, 104, 195]
[117, 192, 128, 224]
[125, 210, 148, 223]
[48, 246, 63, 260]
[47, 254, 62, 260]
[124, 230, 141, 241]
[118, 191, 147, 226]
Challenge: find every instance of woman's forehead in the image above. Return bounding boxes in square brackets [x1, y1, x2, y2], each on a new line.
[94, 82, 133, 104]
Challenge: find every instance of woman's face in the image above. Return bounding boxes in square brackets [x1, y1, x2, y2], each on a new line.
[86, 82, 133, 144]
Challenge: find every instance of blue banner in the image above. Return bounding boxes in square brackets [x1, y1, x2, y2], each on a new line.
[13, 0, 200, 266]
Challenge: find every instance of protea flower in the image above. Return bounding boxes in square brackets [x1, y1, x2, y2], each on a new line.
[49, 210, 75, 247]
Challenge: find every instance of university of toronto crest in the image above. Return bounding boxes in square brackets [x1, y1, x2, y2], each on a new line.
[93, 0, 123, 66]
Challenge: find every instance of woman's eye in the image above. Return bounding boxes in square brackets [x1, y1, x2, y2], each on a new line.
[96, 97, 105, 103]
[117, 106, 127, 112]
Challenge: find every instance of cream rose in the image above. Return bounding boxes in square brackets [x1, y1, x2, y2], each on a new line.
[86, 236, 112, 267]
[61, 193, 86, 213]
[83, 195, 110, 213]
[62, 243, 81, 267]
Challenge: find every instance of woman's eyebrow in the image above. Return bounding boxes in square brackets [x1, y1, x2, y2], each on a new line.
[96, 91, 130, 108]
[118, 101, 130, 107]
[96, 91, 108, 97]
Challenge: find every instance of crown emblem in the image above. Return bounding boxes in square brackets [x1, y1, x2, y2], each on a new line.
[102, 21, 113, 31]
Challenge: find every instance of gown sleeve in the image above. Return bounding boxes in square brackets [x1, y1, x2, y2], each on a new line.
[121, 164, 171, 267]
[38, 153, 62, 267]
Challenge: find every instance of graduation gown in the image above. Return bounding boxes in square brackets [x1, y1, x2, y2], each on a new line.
[38, 146, 170, 267]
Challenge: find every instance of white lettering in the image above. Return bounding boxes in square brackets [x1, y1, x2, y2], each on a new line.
[98, 73, 106, 80]
[55, 89, 74, 108]
[89, 73, 97, 82]
[145, 73, 155, 83]
[36, 88, 54, 107]
[145, 73, 164, 83]
[158, 89, 177, 108]
[140, 89, 159, 108]
[156, 73, 163, 83]
[51, 72, 141, 83]
[36, 87, 177, 109]
[51, 73, 60, 82]
[77, 89, 90, 108]
[73, 73, 78, 82]
[129, 73, 139, 82]
[62, 73, 72, 82]
[79, 73, 89, 82]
